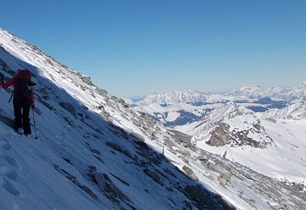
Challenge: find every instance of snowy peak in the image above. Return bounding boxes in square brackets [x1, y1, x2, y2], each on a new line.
[229, 85, 267, 99]
[138, 90, 208, 105]
[264, 101, 306, 120]
[231, 84, 265, 97]
[288, 81, 306, 100]
[203, 103, 253, 125]
[188, 104, 273, 148]
[230, 84, 289, 100]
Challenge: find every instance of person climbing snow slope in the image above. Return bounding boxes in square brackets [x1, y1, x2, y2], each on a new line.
[1, 69, 36, 135]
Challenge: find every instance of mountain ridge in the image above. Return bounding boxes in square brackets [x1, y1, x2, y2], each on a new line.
[134, 81, 306, 105]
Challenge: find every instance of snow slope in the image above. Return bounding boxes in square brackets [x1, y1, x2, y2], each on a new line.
[0, 28, 234, 210]
[0, 28, 305, 210]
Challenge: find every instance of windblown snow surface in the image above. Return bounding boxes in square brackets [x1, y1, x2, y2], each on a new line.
[0, 28, 305, 210]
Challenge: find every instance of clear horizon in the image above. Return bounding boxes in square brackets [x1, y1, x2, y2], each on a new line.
[1, 0, 306, 98]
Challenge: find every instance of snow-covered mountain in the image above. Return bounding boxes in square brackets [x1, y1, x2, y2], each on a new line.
[1, 27, 305, 210]
[230, 83, 306, 101]
[133, 92, 288, 128]
[177, 103, 273, 148]
[229, 84, 289, 100]
[171, 101, 306, 193]
[132, 80, 306, 127]
[263, 101, 306, 120]
[138, 90, 208, 105]
[287, 82, 306, 101]
[136, 83, 306, 106]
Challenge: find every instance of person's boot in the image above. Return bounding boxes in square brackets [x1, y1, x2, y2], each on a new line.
[17, 128, 23, 135]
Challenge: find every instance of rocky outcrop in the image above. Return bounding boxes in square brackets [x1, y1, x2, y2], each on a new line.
[206, 122, 273, 148]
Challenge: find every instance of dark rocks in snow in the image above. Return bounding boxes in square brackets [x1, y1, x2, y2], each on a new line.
[207, 123, 230, 147]
[110, 173, 130, 187]
[63, 116, 74, 126]
[164, 137, 176, 148]
[36, 95, 54, 110]
[81, 104, 89, 110]
[91, 133, 101, 140]
[54, 165, 98, 199]
[87, 166, 98, 185]
[105, 142, 134, 160]
[94, 173, 134, 207]
[182, 165, 198, 181]
[281, 180, 306, 193]
[79, 185, 98, 200]
[108, 123, 130, 140]
[93, 155, 105, 164]
[62, 158, 72, 165]
[163, 168, 178, 179]
[39, 87, 52, 95]
[182, 165, 193, 177]
[118, 98, 129, 108]
[59, 102, 77, 117]
[143, 168, 162, 185]
[134, 141, 163, 167]
[90, 148, 101, 155]
[170, 130, 193, 148]
[218, 174, 232, 186]
[129, 132, 145, 142]
[207, 123, 272, 148]
[80, 75, 94, 86]
[183, 185, 235, 210]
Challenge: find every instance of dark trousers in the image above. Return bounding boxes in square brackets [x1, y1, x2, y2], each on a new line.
[13, 98, 31, 134]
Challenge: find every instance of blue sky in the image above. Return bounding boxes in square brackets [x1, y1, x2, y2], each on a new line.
[1, 0, 306, 97]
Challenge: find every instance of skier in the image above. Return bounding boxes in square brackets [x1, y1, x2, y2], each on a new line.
[0, 69, 36, 135]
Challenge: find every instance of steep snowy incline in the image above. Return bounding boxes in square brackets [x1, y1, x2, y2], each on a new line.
[0, 28, 238, 210]
[1, 28, 306, 210]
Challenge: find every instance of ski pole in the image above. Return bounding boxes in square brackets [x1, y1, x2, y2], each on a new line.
[32, 107, 38, 139]
[8, 91, 14, 103]
[0, 72, 4, 83]
[0, 72, 4, 91]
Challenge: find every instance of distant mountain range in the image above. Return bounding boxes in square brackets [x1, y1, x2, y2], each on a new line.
[136, 83, 306, 106]
[132, 82, 306, 126]
[132, 79, 306, 199]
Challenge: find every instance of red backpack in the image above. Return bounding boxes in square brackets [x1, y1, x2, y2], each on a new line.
[14, 70, 36, 100]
